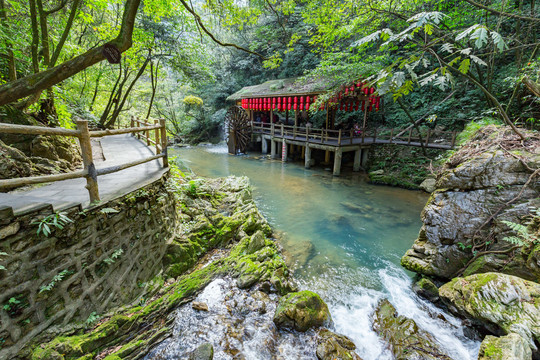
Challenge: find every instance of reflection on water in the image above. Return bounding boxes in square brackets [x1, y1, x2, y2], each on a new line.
[170, 144, 480, 360]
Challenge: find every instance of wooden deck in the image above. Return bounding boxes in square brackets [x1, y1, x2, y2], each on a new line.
[250, 122, 456, 176]
[252, 123, 456, 150]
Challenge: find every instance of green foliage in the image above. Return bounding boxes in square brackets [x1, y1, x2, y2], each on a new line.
[86, 312, 101, 327]
[99, 207, 120, 214]
[455, 118, 502, 146]
[39, 269, 73, 293]
[32, 212, 73, 237]
[502, 208, 540, 246]
[103, 249, 124, 265]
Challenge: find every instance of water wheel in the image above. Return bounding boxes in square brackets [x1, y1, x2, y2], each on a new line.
[226, 105, 251, 155]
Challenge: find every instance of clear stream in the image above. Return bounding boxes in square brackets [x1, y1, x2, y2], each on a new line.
[160, 144, 480, 360]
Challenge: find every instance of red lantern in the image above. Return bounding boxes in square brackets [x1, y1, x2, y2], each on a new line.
[258, 98, 262, 110]
[375, 97, 381, 111]
[364, 87, 369, 95]
[370, 87, 375, 95]
[288, 97, 292, 111]
[277, 97, 281, 111]
[345, 87, 349, 95]
[306, 96, 311, 111]
[299, 96, 304, 111]
[293, 96, 298, 111]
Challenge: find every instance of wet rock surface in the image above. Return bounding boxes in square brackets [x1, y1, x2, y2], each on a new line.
[372, 299, 453, 360]
[401, 126, 540, 280]
[273, 290, 332, 332]
[316, 329, 362, 360]
[146, 278, 319, 360]
[439, 272, 540, 346]
[478, 333, 532, 360]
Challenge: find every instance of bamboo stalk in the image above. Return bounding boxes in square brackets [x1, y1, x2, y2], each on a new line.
[0, 123, 81, 137]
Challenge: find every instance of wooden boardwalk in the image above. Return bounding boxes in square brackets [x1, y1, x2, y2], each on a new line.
[0, 134, 168, 216]
[252, 123, 455, 150]
[250, 123, 456, 176]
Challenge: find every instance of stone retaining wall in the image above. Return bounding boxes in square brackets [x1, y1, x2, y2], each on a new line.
[0, 175, 176, 358]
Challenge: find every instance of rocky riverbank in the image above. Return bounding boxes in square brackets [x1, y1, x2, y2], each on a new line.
[25, 166, 364, 359]
[401, 124, 540, 359]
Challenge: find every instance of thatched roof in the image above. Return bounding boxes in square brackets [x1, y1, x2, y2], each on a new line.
[226, 77, 335, 101]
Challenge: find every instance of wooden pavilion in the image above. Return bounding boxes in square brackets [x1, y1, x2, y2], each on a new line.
[225, 77, 382, 175]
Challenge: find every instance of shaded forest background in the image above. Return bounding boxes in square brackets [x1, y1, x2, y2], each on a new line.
[0, 0, 538, 144]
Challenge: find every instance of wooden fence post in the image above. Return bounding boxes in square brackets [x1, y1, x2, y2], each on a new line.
[76, 119, 100, 203]
[338, 129, 342, 145]
[130, 117, 135, 135]
[159, 119, 169, 168]
[408, 128, 412, 144]
[154, 119, 160, 154]
[136, 118, 141, 140]
[389, 128, 394, 144]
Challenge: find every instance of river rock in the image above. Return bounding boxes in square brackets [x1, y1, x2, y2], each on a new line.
[185, 342, 214, 360]
[478, 333, 532, 360]
[192, 301, 209, 311]
[439, 272, 540, 345]
[372, 299, 452, 360]
[273, 290, 332, 332]
[412, 277, 440, 303]
[246, 230, 266, 254]
[419, 178, 437, 193]
[401, 126, 540, 280]
[316, 329, 362, 360]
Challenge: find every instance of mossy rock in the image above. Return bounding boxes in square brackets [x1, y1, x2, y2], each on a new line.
[412, 277, 439, 302]
[316, 329, 362, 360]
[478, 333, 531, 360]
[372, 299, 451, 360]
[273, 290, 332, 332]
[439, 273, 540, 344]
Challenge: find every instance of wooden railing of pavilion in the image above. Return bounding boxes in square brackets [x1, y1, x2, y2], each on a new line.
[251, 122, 457, 149]
[0, 117, 168, 203]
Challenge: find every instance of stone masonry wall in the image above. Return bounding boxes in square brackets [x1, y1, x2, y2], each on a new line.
[0, 175, 177, 359]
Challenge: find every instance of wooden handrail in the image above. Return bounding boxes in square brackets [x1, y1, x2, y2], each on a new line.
[0, 118, 169, 203]
[0, 123, 81, 137]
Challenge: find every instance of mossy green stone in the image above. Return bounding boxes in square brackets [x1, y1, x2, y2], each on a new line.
[273, 290, 331, 332]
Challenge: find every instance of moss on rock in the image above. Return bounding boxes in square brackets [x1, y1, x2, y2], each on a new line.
[273, 290, 332, 332]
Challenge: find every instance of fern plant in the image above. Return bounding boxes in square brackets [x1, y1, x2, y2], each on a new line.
[32, 212, 73, 237]
[39, 269, 73, 293]
[103, 249, 124, 265]
[501, 208, 539, 246]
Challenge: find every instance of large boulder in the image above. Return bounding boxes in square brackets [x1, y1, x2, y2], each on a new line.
[316, 329, 362, 360]
[439, 272, 540, 346]
[478, 333, 532, 360]
[372, 299, 452, 360]
[401, 126, 540, 280]
[0, 140, 34, 180]
[273, 290, 332, 332]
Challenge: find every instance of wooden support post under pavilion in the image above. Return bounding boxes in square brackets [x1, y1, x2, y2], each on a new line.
[353, 149, 361, 172]
[281, 140, 287, 162]
[270, 140, 276, 159]
[262, 138, 268, 154]
[333, 148, 343, 176]
[305, 145, 311, 169]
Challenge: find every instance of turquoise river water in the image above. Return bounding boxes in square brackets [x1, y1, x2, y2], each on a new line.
[168, 144, 481, 360]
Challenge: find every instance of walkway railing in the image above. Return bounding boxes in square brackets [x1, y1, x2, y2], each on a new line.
[0, 118, 168, 203]
[251, 122, 457, 149]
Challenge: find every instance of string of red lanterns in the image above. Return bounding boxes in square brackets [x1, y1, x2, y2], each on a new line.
[239, 82, 381, 112]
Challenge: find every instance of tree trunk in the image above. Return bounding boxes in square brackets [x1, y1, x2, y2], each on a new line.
[0, 0, 141, 106]
[104, 56, 150, 128]
[0, 0, 16, 81]
[146, 58, 159, 119]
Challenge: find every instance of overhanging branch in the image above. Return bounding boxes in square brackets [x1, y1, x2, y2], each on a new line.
[178, 0, 266, 59]
[0, 0, 141, 106]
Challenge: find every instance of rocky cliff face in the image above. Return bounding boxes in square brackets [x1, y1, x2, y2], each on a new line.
[402, 126, 540, 281]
